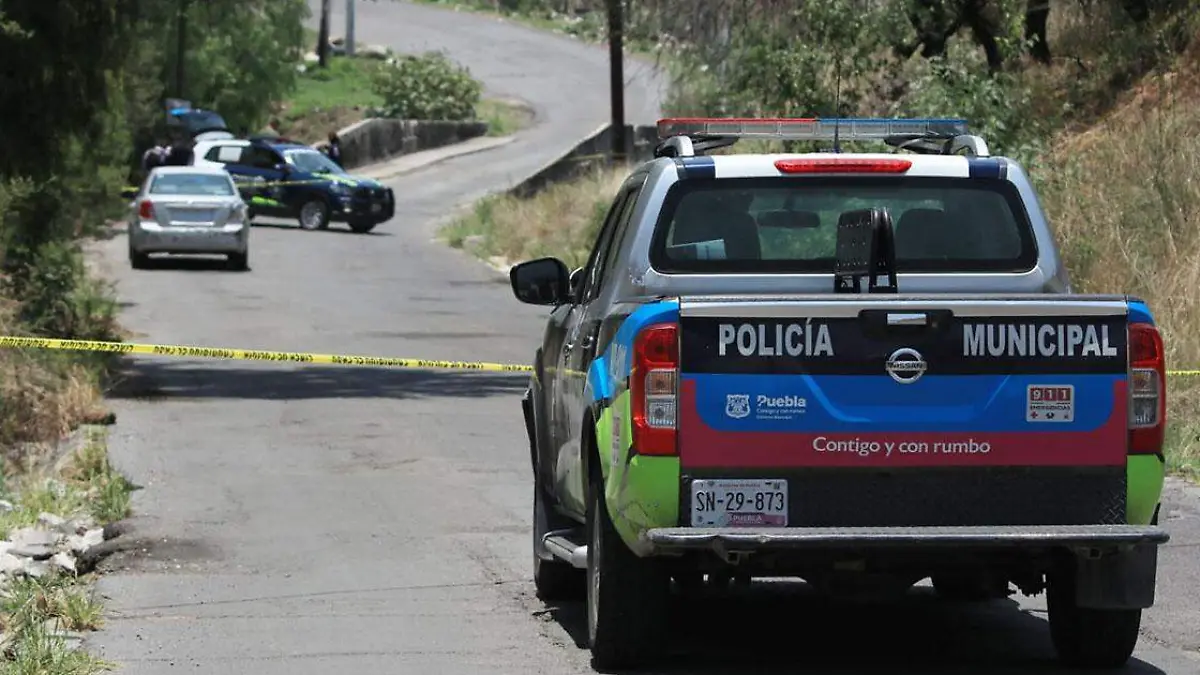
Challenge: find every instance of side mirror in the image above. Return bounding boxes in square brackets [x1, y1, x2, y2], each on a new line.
[510, 257, 570, 306]
[274, 162, 291, 174]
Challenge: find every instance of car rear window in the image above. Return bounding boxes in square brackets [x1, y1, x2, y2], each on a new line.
[649, 176, 1037, 274]
[149, 173, 236, 196]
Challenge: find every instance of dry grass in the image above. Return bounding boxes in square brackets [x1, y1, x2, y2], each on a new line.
[1037, 70, 1200, 476]
[440, 165, 629, 268]
[0, 305, 108, 457]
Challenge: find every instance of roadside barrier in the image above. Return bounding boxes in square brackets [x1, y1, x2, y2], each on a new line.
[0, 335, 1198, 377]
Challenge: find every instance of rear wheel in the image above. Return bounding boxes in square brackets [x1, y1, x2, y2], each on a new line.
[128, 239, 150, 269]
[226, 251, 249, 272]
[298, 200, 329, 230]
[586, 465, 669, 670]
[1047, 562, 1142, 668]
[348, 219, 377, 234]
[532, 480, 584, 601]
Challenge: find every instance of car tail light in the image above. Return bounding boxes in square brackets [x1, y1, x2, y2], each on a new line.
[1128, 322, 1166, 454]
[631, 322, 678, 456]
[774, 158, 913, 174]
[138, 200, 155, 220]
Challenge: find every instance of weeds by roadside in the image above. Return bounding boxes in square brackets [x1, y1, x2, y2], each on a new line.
[476, 98, 535, 137]
[0, 427, 133, 674]
[440, 165, 627, 269]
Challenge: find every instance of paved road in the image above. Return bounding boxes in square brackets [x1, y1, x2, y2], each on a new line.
[85, 2, 1200, 673]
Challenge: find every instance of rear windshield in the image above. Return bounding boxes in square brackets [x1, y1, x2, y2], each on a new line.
[649, 176, 1037, 274]
[149, 173, 235, 196]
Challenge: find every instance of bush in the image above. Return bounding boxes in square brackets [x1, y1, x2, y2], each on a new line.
[371, 50, 483, 121]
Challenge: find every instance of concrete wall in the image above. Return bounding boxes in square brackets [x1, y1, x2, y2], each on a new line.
[506, 123, 660, 199]
[317, 118, 490, 171]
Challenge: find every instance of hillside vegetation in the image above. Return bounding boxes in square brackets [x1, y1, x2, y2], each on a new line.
[442, 0, 1200, 476]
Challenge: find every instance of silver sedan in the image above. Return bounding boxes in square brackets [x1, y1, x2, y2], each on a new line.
[127, 166, 251, 271]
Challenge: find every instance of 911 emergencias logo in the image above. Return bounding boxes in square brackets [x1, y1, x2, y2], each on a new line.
[725, 394, 751, 419]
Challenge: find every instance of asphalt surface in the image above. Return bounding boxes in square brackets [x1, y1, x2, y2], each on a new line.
[83, 1, 1200, 673]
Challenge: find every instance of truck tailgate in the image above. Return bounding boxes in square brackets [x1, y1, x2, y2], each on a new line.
[677, 296, 1131, 529]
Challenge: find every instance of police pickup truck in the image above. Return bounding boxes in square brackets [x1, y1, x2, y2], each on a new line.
[509, 117, 1171, 670]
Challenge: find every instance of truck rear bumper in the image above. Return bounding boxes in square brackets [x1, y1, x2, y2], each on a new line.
[644, 524, 1169, 555]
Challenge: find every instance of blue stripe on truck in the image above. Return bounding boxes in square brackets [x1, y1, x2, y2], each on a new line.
[685, 372, 1121, 434]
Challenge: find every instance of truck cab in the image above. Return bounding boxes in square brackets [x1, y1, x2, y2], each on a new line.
[510, 117, 1170, 670]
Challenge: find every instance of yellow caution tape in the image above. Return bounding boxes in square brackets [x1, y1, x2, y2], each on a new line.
[0, 336, 533, 373]
[1, 334, 1197, 377]
[123, 178, 350, 192]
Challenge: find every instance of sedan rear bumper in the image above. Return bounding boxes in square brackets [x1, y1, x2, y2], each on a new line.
[131, 221, 247, 255]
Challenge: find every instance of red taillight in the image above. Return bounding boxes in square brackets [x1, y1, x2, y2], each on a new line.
[1128, 322, 1166, 454]
[138, 200, 154, 220]
[631, 322, 678, 457]
[774, 158, 913, 174]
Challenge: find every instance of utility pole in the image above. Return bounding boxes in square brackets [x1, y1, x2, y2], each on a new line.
[175, 0, 189, 98]
[345, 0, 356, 56]
[317, 0, 331, 67]
[606, 0, 626, 163]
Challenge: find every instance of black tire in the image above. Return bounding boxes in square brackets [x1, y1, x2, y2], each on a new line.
[348, 219, 377, 234]
[533, 481, 584, 601]
[586, 466, 669, 670]
[128, 240, 150, 269]
[298, 199, 329, 230]
[1047, 562, 1142, 668]
[226, 252, 249, 272]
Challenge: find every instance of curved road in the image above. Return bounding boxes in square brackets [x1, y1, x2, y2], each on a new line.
[86, 2, 1199, 673]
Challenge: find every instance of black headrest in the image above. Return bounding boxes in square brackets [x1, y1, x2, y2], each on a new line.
[757, 210, 820, 230]
[896, 208, 959, 258]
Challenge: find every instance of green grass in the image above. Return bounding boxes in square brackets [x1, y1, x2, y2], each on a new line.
[476, 98, 534, 136]
[287, 56, 383, 119]
[1, 428, 133, 539]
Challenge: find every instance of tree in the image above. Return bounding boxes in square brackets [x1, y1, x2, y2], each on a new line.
[318, 0, 330, 67]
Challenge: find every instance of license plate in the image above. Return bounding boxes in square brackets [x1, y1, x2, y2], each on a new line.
[171, 209, 217, 223]
[691, 479, 788, 527]
[371, 203, 382, 213]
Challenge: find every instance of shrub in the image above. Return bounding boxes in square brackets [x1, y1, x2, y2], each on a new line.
[371, 50, 483, 121]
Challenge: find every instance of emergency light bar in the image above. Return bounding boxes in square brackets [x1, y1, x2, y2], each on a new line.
[653, 117, 990, 159]
[656, 117, 970, 141]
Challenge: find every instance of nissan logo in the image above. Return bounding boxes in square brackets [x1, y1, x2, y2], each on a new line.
[885, 347, 927, 384]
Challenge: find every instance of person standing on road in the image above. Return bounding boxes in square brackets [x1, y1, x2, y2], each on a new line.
[160, 134, 194, 167]
[323, 131, 343, 168]
[259, 118, 283, 139]
[141, 138, 169, 173]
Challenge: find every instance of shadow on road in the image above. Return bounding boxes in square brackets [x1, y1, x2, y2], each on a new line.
[540, 581, 1167, 675]
[132, 256, 247, 273]
[250, 220, 393, 236]
[106, 358, 529, 401]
